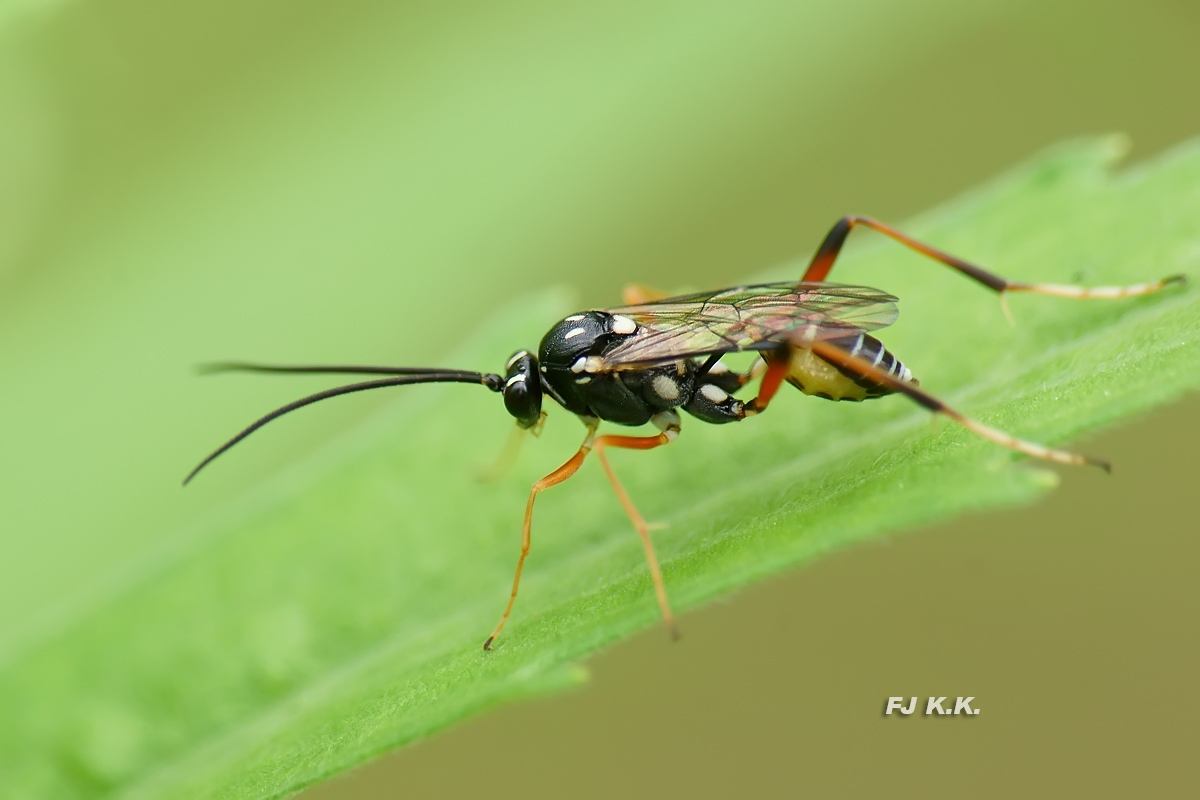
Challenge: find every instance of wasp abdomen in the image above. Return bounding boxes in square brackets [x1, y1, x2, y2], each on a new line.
[788, 330, 915, 402]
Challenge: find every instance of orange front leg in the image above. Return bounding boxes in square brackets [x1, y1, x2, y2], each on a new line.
[484, 421, 598, 650]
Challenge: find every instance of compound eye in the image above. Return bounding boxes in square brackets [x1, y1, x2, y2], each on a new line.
[502, 350, 543, 428]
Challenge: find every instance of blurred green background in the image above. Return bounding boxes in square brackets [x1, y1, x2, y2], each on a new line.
[1, 0, 1197, 797]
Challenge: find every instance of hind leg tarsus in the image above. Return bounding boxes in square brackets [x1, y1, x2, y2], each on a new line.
[803, 215, 1184, 308]
[808, 338, 1110, 472]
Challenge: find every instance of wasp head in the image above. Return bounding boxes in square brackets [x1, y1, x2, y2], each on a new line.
[501, 350, 543, 429]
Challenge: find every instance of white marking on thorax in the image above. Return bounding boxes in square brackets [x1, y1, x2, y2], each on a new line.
[699, 383, 729, 404]
[651, 374, 680, 402]
[611, 314, 637, 334]
[564, 327, 588, 340]
[564, 314, 586, 321]
[505, 350, 528, 369]
[571, 355, 604, 373]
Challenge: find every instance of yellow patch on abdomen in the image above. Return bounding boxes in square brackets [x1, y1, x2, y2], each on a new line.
[787, 348, 870, 401]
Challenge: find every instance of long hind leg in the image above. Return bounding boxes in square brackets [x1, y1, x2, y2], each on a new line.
[805, 337, 1109, 471]
[803, 216, 1183, 316]
[687, 333, 1102, 470]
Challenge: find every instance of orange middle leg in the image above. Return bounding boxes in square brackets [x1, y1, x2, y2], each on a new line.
[592, 411, 681, 639]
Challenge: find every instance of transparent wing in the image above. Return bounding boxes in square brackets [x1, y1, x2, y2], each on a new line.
[600, 282, 899, 369]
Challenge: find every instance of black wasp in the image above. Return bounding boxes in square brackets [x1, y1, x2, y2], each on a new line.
[186, 216, 1183, 649]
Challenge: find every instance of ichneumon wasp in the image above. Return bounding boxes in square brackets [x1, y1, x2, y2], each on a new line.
[185, 216, 1184, 650]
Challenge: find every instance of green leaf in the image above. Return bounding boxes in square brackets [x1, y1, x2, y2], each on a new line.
[2, 136, 1198, 799]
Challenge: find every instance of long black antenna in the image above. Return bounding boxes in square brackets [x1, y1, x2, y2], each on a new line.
[197, 361, 483, 377]
[184, 370, 503, 485]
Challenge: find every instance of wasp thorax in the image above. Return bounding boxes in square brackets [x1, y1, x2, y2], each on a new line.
[538, 311, 636, 372]
[502, 350, 543, 428]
